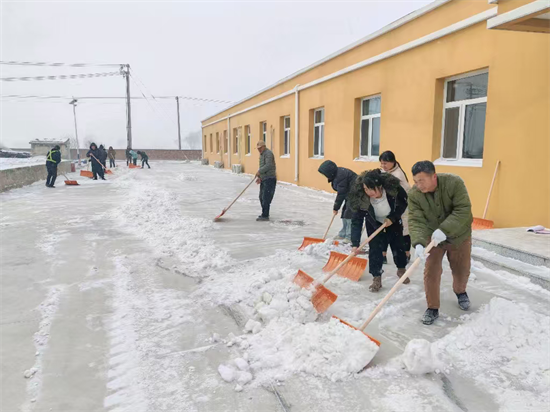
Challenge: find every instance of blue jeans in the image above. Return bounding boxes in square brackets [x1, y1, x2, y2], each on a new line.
[338, 218, 351, 239]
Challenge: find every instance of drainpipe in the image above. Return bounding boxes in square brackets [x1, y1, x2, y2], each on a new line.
[294, 84, 300, 182]
[227, 117, 231, 169]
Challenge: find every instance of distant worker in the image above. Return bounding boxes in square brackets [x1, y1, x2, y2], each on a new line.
[126, 148, 132, 166]
[318, 160, 357, 243]
[255, 141, 276, 221]
[45, 145, 61, 188]
[108, 146, 116, 168]
[137, 151, 150, 169]
[409, 160, 473, 325]
[99, 145, 108, 171]
[129, 149, 138, 166]
[87, 143, 106, 180]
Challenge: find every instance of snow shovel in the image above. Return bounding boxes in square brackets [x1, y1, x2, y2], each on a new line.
[61, 172, 79, 186]
[214, 176, 256, 221]
[80, 162, 94, 178]
[334, 240, 437, 351]
[90, 154, 114, 175]
[298, 213, 340, 250]
[293, 224, 387, 313]
[320, 222, 388, 282]
[473, 160, 499, 230]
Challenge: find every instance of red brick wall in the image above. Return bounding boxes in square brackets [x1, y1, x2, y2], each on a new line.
[70, 149, 202, 161]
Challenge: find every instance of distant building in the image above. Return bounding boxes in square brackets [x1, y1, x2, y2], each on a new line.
[29, 139, 70, 159]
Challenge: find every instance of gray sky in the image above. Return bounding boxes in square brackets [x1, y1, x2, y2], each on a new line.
[1, 0, 432, 150]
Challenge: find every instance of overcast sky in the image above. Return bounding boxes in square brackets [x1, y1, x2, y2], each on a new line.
[1, 0, 432, 150]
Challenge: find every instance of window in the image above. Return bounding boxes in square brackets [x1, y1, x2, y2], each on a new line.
[283, 116, 290, 156]
[246, 125, 251, 154]
[441, 71, 488, 160]
[209, 134, 212, 153]
[223, 130, 228, 154]
[216, 132, 219, 153]
[313, 108, 324, 157]
[359, 96, 381, 158]
[233, 128, 239, 154]
[262, 122, 267, 142]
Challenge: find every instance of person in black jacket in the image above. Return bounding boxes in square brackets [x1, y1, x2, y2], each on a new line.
[137, 151, 150, 169]
[45, 145, 61, 188]
[318, 160, 357, 242]
[86, 143, 106, 180]
[348, 169, 408, 292]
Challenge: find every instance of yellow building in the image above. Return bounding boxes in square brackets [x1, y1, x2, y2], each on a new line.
[201, 0, 550, 228]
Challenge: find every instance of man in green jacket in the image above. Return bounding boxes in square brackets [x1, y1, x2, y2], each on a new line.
[255, 140, 276, 221]
[409, 161, 473, 325]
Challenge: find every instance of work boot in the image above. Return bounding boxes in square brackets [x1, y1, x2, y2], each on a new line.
[422, 308, 439, 325]
[369, 276, 382, 292]
[456, 292, 470, 310]
[383, 256, 388, 264]
[396, 268, 410, 284]
[256, 216, 269, 222]
[101, 177, 106, 180]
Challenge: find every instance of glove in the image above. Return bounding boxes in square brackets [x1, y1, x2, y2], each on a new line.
[431, 229, 447, 246]
[415, 244, 428, 261]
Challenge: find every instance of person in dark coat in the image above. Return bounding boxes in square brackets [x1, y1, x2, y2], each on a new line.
[45, 145, 61, 188]
[348, 169, 408, 292]
[125, 148, 132, 166]
[137, 151, 150, 169]
[318, 160, 357, 242]
[86, 143, 106, 180]
[108, 146, 116, 168]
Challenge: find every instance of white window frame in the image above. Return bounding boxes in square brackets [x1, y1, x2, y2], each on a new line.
[262, 122, 267, 142]
[216, 132, 220, 154]
[313, 108, 325, 158]
[358, 95, 381, 161]
[282, 116, 291, 157]
[233, 129, 239, 155]
[438, 69, 488, 166]
[246, 125, 251, 156]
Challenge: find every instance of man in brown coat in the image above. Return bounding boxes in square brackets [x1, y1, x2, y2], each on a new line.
[408, 161, 473, 325]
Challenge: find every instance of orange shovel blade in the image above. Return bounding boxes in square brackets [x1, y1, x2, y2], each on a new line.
[473, 217, 494, 230]
[105, 169, 114, 175]
[322, 251, 367, 282]
[213, 209, 226, 221]
[332, 316, 381, 347]
[311, 284, 338, 313]
[64, 180, 79, 185]
[298, 237, 340, 251]
[80, 170, 94, 178]
[293, 269, 314, 288]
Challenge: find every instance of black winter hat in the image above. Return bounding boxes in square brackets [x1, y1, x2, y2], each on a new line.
[318, 160, 338, 182]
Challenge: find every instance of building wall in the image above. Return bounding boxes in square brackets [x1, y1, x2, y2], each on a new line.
[31, 143, 70, 159]
[202, 0, 550, 228]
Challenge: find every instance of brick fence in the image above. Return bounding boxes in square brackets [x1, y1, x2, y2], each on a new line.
[70, 149, 202, 161]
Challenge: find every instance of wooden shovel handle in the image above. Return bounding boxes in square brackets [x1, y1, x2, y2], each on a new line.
[221, 176, 256, 214]
[322, 213, 337, 240]
[358, 240, 437, 331]
[483, 160, 500, 219]
[320, 222, 387, 285]
[90, 153, 107, 170]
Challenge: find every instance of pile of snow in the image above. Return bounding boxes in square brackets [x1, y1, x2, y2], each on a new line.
[219, 317, 379, 387]
[0, 155, 46, 170]
[401, 339, 444, 375]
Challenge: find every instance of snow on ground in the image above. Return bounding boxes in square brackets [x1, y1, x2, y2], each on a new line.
[1, 161, 549, 412]
[0, 155, 46, 170]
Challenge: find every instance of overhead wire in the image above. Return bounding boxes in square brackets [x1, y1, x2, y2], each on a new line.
[1, 71, 121, 82]
[0, 61, 121, 68]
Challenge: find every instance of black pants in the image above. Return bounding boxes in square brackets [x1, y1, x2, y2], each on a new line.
[46, 163, 57, 186]
[142, 159, 150, 168]
[259, 177, 276, 218]
[367, 224, 407, 277]
[133, 158, 137, 166]
[92, 162, 105, 179]
[126, 157, 131, 166]
[384, 234, 411, 253]
[109, 158, 116, 168]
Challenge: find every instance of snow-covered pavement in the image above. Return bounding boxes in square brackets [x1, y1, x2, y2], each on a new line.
[1, 161, 549, 412]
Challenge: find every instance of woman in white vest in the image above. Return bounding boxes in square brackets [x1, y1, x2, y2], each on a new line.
[380, 151, 411, 261]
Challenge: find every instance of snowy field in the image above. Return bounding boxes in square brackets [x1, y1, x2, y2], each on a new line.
[0, 155, 46, 170]
[1, 161, 549, 412]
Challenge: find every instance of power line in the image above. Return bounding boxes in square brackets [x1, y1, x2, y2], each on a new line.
[1, 71, 121, 82]
[0, 61, 121, 68]
[0, 94, 233, 104]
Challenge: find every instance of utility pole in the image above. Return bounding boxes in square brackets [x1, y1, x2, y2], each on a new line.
[69, 99, 81, 166]
[122, 64, 133, 149]
[176, 96, 182, 150]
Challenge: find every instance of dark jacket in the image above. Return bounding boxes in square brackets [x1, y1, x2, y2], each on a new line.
[318, 160, 357, 219]
[98, 146, 108, 163]
[258, 148, 276, 179]
[126, 149, 131, 160]
[87, 143, 103, 167]
[408, 173, 472, 247]
[46, 149, 61, 165]
[138, 151, 148, 160]
[349, 171, 408, 247]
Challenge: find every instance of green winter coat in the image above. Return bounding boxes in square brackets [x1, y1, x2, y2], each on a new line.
[258, 148, 276, 179]
[408, 173, 473, 247]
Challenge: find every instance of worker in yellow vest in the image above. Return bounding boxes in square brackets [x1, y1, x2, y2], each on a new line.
[45, 145, 61, 188]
